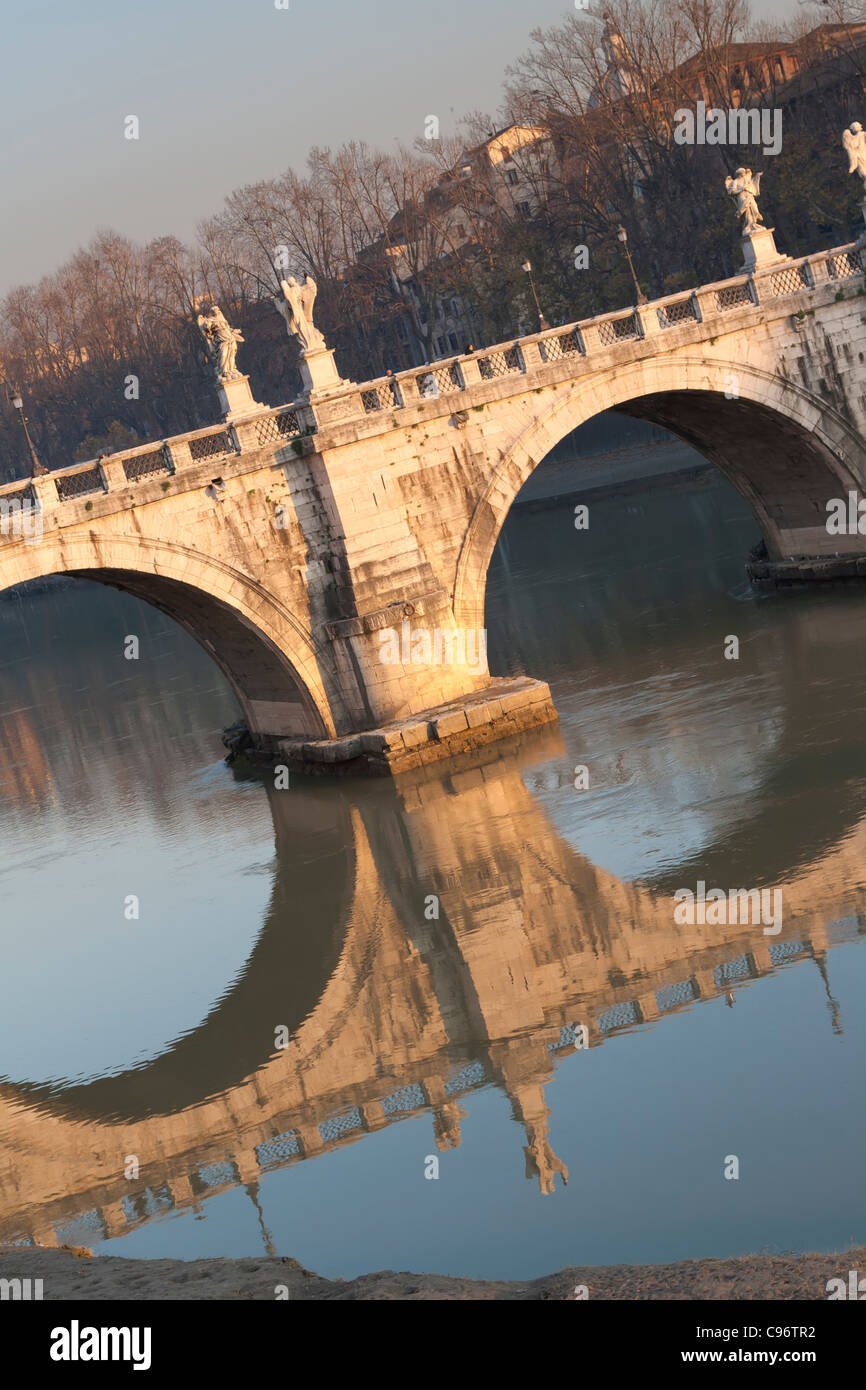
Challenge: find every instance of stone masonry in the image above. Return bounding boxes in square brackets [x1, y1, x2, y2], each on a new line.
[3, 240, 866, 771]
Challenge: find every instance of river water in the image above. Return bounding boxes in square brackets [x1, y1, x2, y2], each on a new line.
[0, 471, 864, 1279]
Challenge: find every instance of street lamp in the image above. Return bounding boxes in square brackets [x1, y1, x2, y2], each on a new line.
[616, 225, 648, 306]
[521, 259, 550, 331]
[8, 387, 48, 476]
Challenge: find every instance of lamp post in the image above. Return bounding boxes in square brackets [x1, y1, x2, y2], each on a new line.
[8, 387, 48, 477]
[521, 259, 550, 331]
[616, 225, 648, 306]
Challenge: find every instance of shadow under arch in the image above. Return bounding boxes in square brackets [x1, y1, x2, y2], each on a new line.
[453, 358, 866, 632]
[0, 781, 357, 1124]
[0, 533, 335, 739]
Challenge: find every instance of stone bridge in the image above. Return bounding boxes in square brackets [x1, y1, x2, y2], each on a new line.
[4, 238, 866, 772]
[0, 736, 860, 1249]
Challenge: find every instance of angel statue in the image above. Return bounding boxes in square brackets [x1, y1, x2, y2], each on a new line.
[843, 121, 866, 192]
[725, 168, 764, 238]
[273, 275, 327, 356]
[196, 304, 244, 380]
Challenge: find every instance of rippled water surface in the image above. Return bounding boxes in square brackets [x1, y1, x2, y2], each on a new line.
[0, 473, 864, 1278]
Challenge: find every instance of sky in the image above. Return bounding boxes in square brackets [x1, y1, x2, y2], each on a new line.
[1, 0, 796, 297]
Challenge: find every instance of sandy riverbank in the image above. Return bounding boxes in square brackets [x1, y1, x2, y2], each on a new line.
[1, 1246, 861, 1300]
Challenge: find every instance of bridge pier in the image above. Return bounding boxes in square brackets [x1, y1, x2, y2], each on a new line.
[263, 674, 559, 776]
[746, 553, 866, 588]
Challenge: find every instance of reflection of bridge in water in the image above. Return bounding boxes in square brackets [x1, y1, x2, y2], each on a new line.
[1, 723, 862, 1249]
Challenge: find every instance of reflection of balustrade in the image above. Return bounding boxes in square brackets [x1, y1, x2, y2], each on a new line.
[10, 912, 849, 1250]
[190, 1159, 238, 1196]
[5, 747, 862, 1249]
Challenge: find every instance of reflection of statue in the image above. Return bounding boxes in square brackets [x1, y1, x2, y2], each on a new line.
[843, 121, 866, 192]
[196, 304, 244, 380]
[498, 1065, 569, 1196]
[273, 276, 326, 355]
[725, 167, 764, 237]
[524, 1136, 570, 1197]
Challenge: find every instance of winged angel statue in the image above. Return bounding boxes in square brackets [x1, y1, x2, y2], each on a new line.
[196, 304, 244, 381]
[725, 168, 763, 237]
[843, 122, 866, 192]
[273, 276, 327, 356]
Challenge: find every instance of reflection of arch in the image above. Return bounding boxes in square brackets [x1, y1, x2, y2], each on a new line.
[0, 535, 334, 739]
[644, 595, 866, 893]
[1, 733, 864, 1234]
[454, 359, 866, 631]
[488, 514, 866, 891]
[0, 783, 356, 1123]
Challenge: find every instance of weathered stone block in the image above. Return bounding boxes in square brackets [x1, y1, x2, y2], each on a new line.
[498, 687, 539, 713]
[321, 735, 362, 762]
[431, 710, 469, 740]
[400, 722, 431, 749]
[466, 701, 497, 729]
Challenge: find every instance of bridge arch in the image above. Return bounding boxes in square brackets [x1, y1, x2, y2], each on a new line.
[453, 356, 866, 630]
[0, 534, 335, 739]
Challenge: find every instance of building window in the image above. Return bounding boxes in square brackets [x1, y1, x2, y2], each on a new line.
[517, 201, 531, 216]
[506, 168, 520, 186]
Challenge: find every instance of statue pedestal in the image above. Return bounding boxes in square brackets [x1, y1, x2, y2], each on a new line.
[299, 347, 344, 397]
[741, 227, 788, 272]
[216, 374, 265, 421]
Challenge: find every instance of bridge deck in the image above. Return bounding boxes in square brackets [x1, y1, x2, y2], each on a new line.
[1, 239, 861, 521]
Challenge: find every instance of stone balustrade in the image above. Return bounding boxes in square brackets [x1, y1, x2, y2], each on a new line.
[1, 237, 862, 518]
